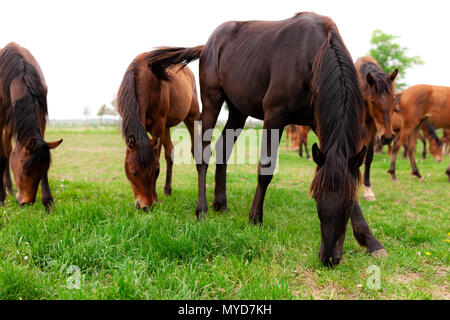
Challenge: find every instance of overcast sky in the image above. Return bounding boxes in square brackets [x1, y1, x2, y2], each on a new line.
[1, 0, 449, 120]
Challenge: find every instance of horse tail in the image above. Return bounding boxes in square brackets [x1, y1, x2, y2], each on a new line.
[147, 45, 205, 80]
[309, 21, 364, 201]
[117, 61, 153, 167]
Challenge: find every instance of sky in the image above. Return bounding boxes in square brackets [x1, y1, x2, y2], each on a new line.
[1, 0, 449, 120]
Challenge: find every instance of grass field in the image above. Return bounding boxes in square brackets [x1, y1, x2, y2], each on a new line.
[0, 125, 448, 300]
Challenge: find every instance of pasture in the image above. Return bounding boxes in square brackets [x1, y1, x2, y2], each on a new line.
[0, 125, 448, 299]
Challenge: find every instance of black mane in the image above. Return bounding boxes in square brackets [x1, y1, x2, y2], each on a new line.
[116, 59, 154, 168]
[310, 23, 364, 202]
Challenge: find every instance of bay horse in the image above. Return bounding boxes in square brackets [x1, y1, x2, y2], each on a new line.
[285, 125, 311, 158]
[0, 42, 62, 210]
[147, 12, 386, 266]
[388, 84, 450, 181]
[117, 51, 200, 210]
[389, 109, 443, 161]
[355, 56, 398, 201]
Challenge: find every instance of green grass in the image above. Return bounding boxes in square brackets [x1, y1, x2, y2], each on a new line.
[0, 125, 448, 299]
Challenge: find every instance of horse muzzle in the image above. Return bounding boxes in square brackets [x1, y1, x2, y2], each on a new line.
[381, 134, 394, 145]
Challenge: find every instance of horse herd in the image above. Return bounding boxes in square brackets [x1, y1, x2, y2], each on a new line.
[0, 12, 448, 267]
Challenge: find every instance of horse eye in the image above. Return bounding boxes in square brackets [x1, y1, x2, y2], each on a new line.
[130, 171, 137, 177]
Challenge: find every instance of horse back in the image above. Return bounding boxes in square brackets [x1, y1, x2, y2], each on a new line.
[201, 12, 330, 118]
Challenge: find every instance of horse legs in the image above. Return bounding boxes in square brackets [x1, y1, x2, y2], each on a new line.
[195, 89, 224, 219]
[298, 140, 303, 157]
[3, 161, 13, 196]
[41, 172, 53, 211]
[388, 127, 411, 181]
[446, 163, 450, 182]
[363, 121, 376, 201]
[304, 139, 310, 159]
[162, 127, 173, 196]
[248, 113, 283, 225]
[407, 132, 423, 180]
[212, 106, 247, 212]
[420, 135, 427, 160]
[351, 202, 387, 256]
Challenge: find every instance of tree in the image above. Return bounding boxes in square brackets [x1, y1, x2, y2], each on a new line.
[83, 106, 91, 120]
[368, 30, 424, 90]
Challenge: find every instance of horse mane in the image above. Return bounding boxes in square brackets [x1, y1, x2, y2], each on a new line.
[358, 56, 394, 96]
[309, 18, 364, 202]
[0, 44, 48, 146]
[423, 121, 443, 147]
[116, 59, 154, 168]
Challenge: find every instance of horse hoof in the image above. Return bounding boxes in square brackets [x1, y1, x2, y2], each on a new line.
[364, 195, 376, 202]
[212, 202, 229, 213]
[418, 177, 424, 182]
[371, 248, 388, 258]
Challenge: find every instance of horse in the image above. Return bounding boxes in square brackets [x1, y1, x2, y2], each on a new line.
[388, 84, 450, 181]
[355, 56, 398, 201]
[117, 51, 200, 210]
[443, 129, 450, 155]
[285, 125, 311, 158]
[0, 42, 62, 210]
[285, 125, 297, 151]
[147, 12, 386, 266]
[388, 109, 443, 161]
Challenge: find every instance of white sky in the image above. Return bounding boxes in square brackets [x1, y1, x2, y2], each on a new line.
[1, 0, 449, 120]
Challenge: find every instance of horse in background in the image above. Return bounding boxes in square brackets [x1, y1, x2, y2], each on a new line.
[147, 12, 386, 266]
[117, 50, 200, 211]
[0, 42, 62, 210]
[285, 125, 311, 158]
[388, 84, 450, 181]
[355, 56, 398, 201]
[387, 109, 443, 161]
[443, 129, 450, 155]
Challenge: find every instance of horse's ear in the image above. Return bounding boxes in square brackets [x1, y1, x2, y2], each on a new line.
[25, 137, 37, 153]
[150, 136, 161, 149]
[127, 134, 136, 150]
[312, 143, 325, 168]
[349, 146, 367, 172]
[366, 73, 375, 87]
[389, 68, 398, 82]
[47, 139, 63, 149]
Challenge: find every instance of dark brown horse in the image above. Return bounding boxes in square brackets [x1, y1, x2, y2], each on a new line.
[355, 56, 398, 201]
[148, 12, 386, 266]
[0, 42, 62, 210]
[388, 84, 450, 181]
[117, 51, 200, 210]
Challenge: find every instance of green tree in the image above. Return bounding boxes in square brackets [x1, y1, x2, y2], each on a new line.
[369, 30, 424, 90]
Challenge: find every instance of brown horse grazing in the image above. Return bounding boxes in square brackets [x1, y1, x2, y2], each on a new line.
[148, 12, 386, 266]
[285, 125, 311, 158]
[117, 51, 200, 211]
[0, 43, 62, 209]
[388, 84, 450, 182]
[388, 110, 443, 161]
[355, 56, 398, 201]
